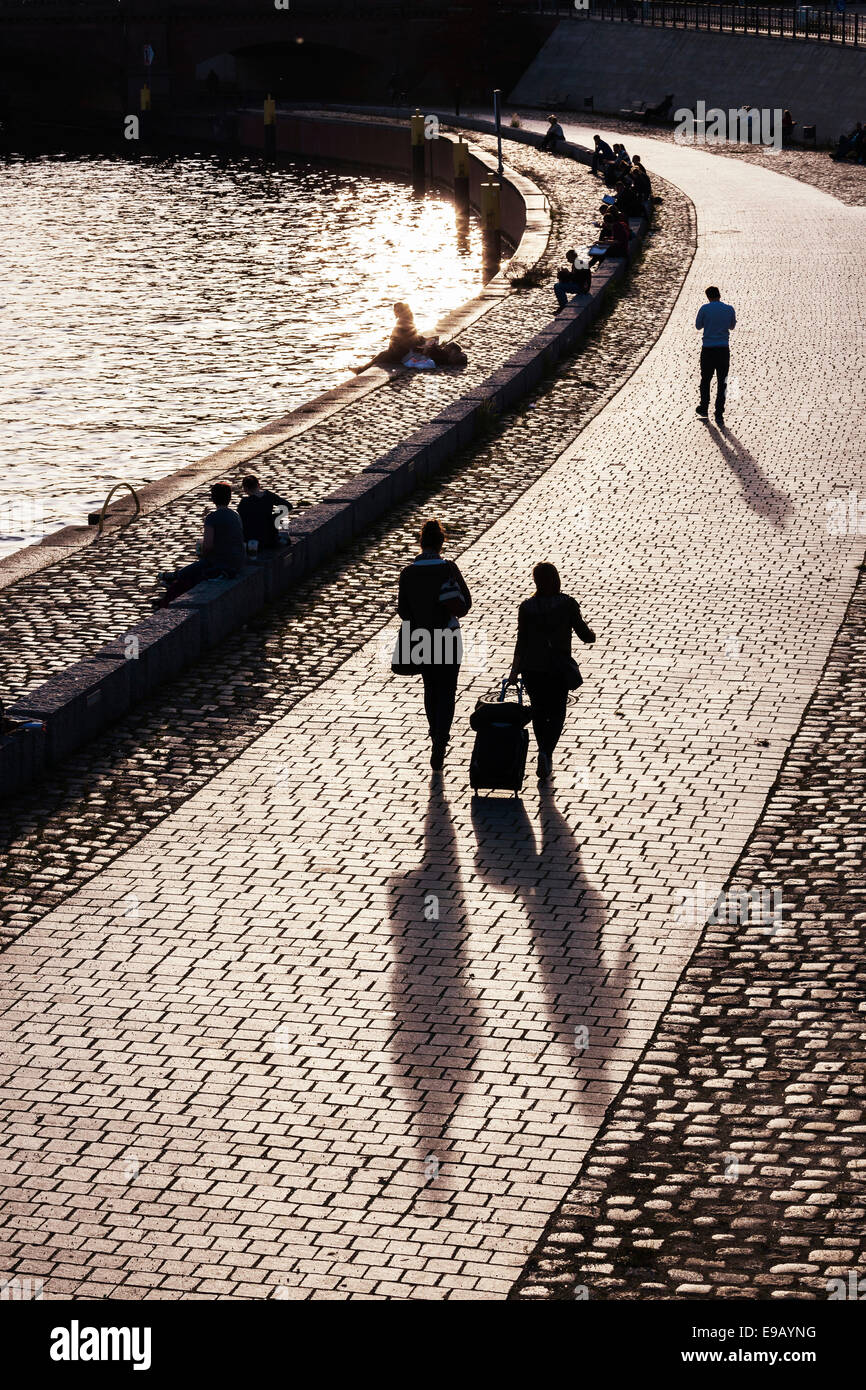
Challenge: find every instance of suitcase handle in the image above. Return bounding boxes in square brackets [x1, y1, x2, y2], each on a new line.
[499, 677, 524, 704]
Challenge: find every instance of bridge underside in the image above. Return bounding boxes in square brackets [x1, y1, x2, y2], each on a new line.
[0, 9, 552, 131]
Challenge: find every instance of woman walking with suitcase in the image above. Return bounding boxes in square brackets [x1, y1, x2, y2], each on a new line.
[396, 518, 472, 771]
[507, 562, 595, 782]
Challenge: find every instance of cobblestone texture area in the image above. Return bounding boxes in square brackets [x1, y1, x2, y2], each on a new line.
[0, 159, 692, 950]
[512, 566, 866, 1301]
[544, 112, 866, 207]
[0, 129, 606, 707]
[1, 131, 863, 1302]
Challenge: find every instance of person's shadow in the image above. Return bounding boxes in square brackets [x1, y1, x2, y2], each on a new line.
[386, 779, 484, 1189]
[471, 784, 627, 1114]
[708, 423, 792, 528]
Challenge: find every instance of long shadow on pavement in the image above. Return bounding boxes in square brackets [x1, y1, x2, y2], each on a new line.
[471, 784, 622, 1107]
[386, 777, 484, 1181]
[708, 423, 792, 527]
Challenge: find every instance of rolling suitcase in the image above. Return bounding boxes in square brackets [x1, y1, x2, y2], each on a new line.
[469, 678, 532, 796]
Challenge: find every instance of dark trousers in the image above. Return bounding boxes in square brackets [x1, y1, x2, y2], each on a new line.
[522, 672, 570, 758]
[699, 346, 730, 414]
[421, 664, 459, 741]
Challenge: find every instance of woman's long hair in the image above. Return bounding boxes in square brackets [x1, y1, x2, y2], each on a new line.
[533, 562, 561, 598]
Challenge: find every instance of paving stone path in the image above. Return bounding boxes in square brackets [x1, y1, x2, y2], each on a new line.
[0, 126, 864, 1300]
[525, 110, 866, 207]
[512, 564, 866, 1300]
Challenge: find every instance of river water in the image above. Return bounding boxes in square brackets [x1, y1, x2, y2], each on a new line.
[0, 153, 484, 558]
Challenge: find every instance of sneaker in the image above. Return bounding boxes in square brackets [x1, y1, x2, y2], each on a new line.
[430, 737, 447, 771]
[157, 571, 175, 588]
[695, 406, 709, 418]
[536, 751, 551, 781]
[714, 412, 725, 425]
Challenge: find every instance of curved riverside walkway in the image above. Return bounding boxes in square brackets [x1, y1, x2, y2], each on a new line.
[1, 127, 865, 1300]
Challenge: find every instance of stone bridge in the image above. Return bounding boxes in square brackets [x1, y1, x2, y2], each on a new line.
[0, 0, 552, 126]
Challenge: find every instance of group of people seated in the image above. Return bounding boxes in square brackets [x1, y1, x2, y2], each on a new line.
[353, 302, 468, 375]
[591, 136, 651, 199]
[155, 475, 293, 608]
[832, 121, 865, 163]
[554, 146, 653, 310]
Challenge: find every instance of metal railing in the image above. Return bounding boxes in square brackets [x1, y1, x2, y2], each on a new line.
[0, 0, 862, 44]
[499, 1, 865, 46]
[89, 482, 141, 536]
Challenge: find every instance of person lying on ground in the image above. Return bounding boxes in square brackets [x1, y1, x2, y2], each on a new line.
[237, 474, 293, 550]
[156, 481, 245, 608]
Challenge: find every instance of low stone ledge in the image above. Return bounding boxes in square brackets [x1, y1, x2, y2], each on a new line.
[323, 472, 394, 536]
[364, 443, 430, 502]
[7, 655, 132, 761]
[94, 608, 202, 705]
[174, 568, 266, 649]
[0, 724, 47, 798]
[285, 502, 354, 571]
[261, 536, 309, 604]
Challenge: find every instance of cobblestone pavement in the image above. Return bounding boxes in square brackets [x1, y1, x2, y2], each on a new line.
[1, 131, 864, 1300]
[0, 130, 603, 707]
[512, 566, 866, 1300]
[523, 110, 866, 207]
[0, 160, 692, 950]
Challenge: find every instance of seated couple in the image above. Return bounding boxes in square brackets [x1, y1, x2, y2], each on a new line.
[156, 476, 293, 608]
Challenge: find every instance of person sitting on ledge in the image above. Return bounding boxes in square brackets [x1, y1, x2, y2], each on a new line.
[554, 249, 591, 310]
[156, 481, 245, 608]
[237, 474, 293, 550]
[832, 121, 864, 162]
[540, 114, 565, 152]
[614, 176, 644, 219]
[591, 134, 614, 177]
[630, 155, 653, 202]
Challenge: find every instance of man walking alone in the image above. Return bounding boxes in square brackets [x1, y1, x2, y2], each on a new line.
[695, 285, 736, 425]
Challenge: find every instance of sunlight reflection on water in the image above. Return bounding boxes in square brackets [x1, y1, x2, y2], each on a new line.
[0, 152, 484, 556]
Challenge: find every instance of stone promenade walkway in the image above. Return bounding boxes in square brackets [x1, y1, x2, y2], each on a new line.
[1, 127, 864, 1299]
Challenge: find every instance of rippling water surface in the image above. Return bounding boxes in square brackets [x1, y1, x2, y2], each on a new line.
[0, 153, 483, 557]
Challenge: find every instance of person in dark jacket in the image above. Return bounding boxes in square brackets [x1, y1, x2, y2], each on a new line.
[397, 517, 472, 771]
[237, 474, 293, 549]
[554, 249, 592, 310]
[507, 562, 595, 782]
